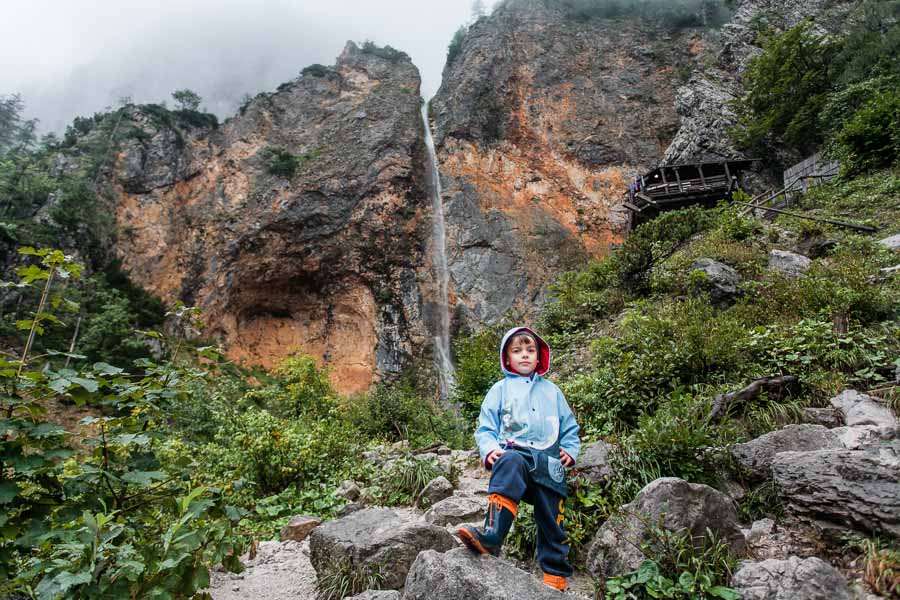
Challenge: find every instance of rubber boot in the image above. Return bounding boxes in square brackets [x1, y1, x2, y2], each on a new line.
[457, 493, 517, 557]
[543, 573, 566, 591]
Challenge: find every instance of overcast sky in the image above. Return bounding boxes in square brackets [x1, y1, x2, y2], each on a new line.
[1, 0, 499, 134]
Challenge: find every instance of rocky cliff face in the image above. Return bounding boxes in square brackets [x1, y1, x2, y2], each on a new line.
[109, 42, 428, 393]
[430, 0, 713, 324]
[665, 0, 859, 167]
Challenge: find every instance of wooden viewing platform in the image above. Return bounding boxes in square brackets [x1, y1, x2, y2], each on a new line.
[625, 159, 760, 225]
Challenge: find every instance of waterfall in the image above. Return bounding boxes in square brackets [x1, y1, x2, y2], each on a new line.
[420, 99, 456, 403]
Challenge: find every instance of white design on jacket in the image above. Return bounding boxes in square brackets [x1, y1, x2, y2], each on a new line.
[500, 409, 560, 450]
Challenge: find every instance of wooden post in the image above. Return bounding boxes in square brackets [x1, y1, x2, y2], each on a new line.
[724, 161, 732, 185]
[674, 166, 683, 193]
[698, 164, 707, 188]
[660, 167, 669, 193]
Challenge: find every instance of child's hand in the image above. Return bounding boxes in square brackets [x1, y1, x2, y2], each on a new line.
[559, 449, 574, 468]
[486, 449, 505, 468]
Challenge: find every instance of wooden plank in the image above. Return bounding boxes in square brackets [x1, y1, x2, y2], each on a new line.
[623, 201, 642, 212]
[698, 164, 707, 188]
[660, 167, 668, 187]
[635, 192, 658, 205]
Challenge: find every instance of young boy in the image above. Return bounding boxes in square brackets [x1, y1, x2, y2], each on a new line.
[458, 326, 581, 591]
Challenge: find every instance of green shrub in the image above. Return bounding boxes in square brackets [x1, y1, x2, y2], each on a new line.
[828, 88, 900, 176]
[447, 26, 468, 66]
[360, 41, 409, 63]
[302, 64, 331, 77]
[265, 147, 321, 178]
[732, 20, 838, 153]
[315, 555, 385, 600]
[451, 323, 505, 419]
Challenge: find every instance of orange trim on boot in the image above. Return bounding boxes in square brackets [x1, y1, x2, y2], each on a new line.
[488, 493, 518, 518]
[543, 573, 566, 591]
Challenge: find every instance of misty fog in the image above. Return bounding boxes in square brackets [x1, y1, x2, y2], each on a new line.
[1, 0, 496, 133]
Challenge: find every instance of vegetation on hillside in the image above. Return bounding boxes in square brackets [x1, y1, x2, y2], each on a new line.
[2, 4, 899, 597]
[733, 1, 900, 172]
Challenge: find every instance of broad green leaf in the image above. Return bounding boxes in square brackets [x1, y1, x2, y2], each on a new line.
[121, 470, 168, 486]
[15, 264, 48, 283]
[0, 482, 19, 504]
[709, 586, 743, 599]
[93, 362, 124, 375]
[70, 377, 99, 393]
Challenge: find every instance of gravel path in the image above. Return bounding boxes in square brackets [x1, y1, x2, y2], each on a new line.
[208, 540, 318, 600]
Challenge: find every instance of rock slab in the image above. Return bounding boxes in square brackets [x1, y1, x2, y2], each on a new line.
[402, 547, 567, 600]
[830, 390, 897, 428]
[731, 556, 851, 600]
[768, 250, 812, 278]
[309, 508, 456, 590]
[731, 424, 842, 481]
[586, 478, 746, 580]
[424, 495, 486, 526]
[416, 476, 454, 509]
[691, 258, 741, 303]
[575, 440, 615, 484]
[773, 449, 900, 538]
[279, 515, 321, 542]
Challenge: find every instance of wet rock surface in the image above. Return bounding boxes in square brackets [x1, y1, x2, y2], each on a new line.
[309, 507, 456, 590]
[768, 249, 812, 278]
[830, 390, 897, 428]
[772, 449, 900, 538]
[731, 424, 843, 481]
[731, 556, 852, 600]
[586, 477, 746, 580]
[402, 547, 567, 600]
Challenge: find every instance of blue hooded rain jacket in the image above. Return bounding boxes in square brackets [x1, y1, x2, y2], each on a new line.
[474, 327, 581, 497]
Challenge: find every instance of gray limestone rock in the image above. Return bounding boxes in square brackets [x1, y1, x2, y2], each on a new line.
[586, 478, 746, 581]
[279, 515, 321, 542]
[731, 424, 843, 481]
[691, 258, 742, 303]
[773, 449, 900, 537]
[423, 495, 486, 526]
[731, 556, 851, 600]
[802, 407, 841, 428]
[309, 508, 456, 590]
[833, 425, 899, 450]
[402, 547, 567, 600]
[415, 476, 454, 509]
[878, 233, 900, 251]
[746, 518, 776, 544]
[830, 390, 897, 427]
[336, 480, 362, 502]
[768, 249, 812, 278]
[575, 441, 615, 484]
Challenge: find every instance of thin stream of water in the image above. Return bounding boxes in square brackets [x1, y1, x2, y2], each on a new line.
[420, 99, 456, 403]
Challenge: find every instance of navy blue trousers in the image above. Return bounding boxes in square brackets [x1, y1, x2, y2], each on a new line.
[487, 450, 573, 577]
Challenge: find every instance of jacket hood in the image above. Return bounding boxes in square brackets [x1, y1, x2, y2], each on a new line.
[499, 326, 551, 377]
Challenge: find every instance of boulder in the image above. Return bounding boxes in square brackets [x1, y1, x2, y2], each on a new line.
[347, 592, 401, 600]
[829, 390, 897, 427]
[801, 407, 841, 428]
[768, 249, 812, 278]
[415, 476, 454, 509]
[773, 449, 900, 537]
[586, 478, 745, 580]
[731, 556, 851, 600]
[424, 495, 486, 526]
[833, 425, 899, 450]
[746, 518, 776, 544]
[402, 547, 567, 599]
[878, 233, 900, 251]
[691, 258, 741, 303]
[731, 424, 842, 481]
[309, 508, 456, 590]
[279, 515, 321, 542]
[574, 440, 615, 484]
[336, 479, 362, 501]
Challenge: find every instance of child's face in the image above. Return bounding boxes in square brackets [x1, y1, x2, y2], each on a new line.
[505, 336, 538, 376]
